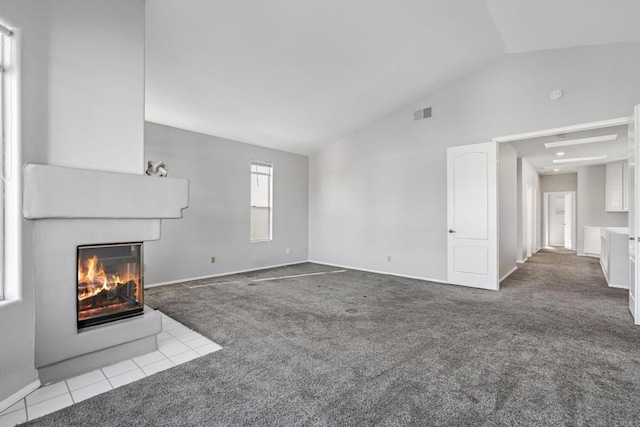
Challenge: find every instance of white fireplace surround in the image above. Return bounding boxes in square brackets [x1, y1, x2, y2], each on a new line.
[23, 164, 189, 219]
[23, 163, 189, 383]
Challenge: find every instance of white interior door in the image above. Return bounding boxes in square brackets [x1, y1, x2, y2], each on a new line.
[447, 141, 498, 290]
[564, 193, 572, 250]
[548, 195, 565, 246]
[629, 105, 639, 324]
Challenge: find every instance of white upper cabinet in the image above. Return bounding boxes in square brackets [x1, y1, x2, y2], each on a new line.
[606, 160, 629, 212]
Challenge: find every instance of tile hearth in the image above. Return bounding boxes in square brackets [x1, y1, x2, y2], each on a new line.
[0, 312, 221, 426]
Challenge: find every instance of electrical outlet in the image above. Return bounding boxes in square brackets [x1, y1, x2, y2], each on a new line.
[286, 248, 290, 254]
[210, 256, 216, 263]
[387, 255, 392, 262]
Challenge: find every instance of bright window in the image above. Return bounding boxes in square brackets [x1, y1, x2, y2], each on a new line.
[250, 160, 273, 241]
[0, 22, 17, 301]
[0, 30, 4, 300]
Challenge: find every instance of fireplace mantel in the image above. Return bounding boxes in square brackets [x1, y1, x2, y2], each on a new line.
[23, 163, 189, 219]
[23, 163, 190, 383]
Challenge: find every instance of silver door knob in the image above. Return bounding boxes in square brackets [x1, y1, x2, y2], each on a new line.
[449, 229, 456, 233]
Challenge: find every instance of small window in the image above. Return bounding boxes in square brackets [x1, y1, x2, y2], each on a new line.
[250, 160, 273, 241]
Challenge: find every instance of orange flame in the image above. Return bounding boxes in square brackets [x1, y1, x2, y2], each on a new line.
[78, 255, 138, 302]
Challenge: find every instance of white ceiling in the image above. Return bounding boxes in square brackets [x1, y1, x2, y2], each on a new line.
[507, 125, 629, 175]
[145, 0, 640, 155]
[485, 0, 640, 53]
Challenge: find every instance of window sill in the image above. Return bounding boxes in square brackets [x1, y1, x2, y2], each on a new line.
[0, 298, 22, 309]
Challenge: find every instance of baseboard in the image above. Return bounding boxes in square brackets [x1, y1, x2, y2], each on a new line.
[0, 379, 40, 413]
[630, 293, 638, 325]
[145, 261, 309, 288]
[600, 262, 610, 286]
[598, 262, 628, 289]
[577, 253, 600, 258]
[308, 260, 453, 286]
[500, 266, 518, 282]
[150, 258, 501, 291]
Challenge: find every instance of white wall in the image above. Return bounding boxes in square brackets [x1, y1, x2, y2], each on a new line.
[46, 1, 144, 174]
[0, 0, 145, 403]
[309, 42, 640, 282]
[540, 173, 577, 194]
[577, 165, 629, 254]
[144, 123, 309, 284]
[499, 143, 517, 280]
[0, 0, 45, 405]
[517, 158, 541, 262]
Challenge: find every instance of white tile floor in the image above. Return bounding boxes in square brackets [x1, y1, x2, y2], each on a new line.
[0, 312, 222, 427]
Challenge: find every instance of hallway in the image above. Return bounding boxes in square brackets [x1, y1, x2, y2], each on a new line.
[503, 248, 631, 324]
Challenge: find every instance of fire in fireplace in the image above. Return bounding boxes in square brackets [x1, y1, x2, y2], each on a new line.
[77, 242, 144, 329]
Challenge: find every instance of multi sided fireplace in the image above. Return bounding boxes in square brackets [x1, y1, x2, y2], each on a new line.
[77, 242, 144, 329]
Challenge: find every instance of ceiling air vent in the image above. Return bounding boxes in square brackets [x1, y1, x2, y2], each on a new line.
[413, 107, 432, 121]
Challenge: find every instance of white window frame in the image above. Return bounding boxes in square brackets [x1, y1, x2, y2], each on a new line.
[0, 22, 20, 303]
[250, 160, 273, 242]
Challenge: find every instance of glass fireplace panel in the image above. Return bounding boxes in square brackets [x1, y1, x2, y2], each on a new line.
[77, 242, 144, 329]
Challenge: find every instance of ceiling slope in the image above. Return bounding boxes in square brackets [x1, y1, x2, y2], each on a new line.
[145, 0, 504, 154]
[145, 0, 640, 155]
[485, 0, 640, 53]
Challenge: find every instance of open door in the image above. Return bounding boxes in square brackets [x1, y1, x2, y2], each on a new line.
[447, 141, 498, 290]
[564, 193, 572, 250]
[630, 105, 639, 324]
[526, 187, 534, 258]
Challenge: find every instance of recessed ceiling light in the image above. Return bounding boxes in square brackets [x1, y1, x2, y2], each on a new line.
[556, 152, 565, 156]
[544, 134, 618, 148]
[553, 155, 608, 164]
[553, 168, 560, 172]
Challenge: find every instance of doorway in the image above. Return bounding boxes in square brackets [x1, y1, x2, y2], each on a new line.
[543, 191, 575, 250]
[502, 117, 630, 285]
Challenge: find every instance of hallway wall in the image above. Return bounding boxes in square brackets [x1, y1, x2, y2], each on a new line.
[517, 158, 541, 262]
[576, 165, 628, 254]
[499, 143, 518, 280]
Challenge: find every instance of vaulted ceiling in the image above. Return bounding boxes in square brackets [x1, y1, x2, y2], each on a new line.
[145, 0, 640, 155]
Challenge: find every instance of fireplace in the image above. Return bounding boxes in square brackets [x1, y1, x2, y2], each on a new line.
[77, 242, 144, 329]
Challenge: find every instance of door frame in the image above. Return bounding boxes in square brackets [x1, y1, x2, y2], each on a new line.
[542, 191, 576, 249]
[630, 105, 639, 324]
[490, 116, 631, 291]
[525, 186, 535, 258]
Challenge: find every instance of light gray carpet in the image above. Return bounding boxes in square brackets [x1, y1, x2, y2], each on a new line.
[27, 250, 640, 426]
